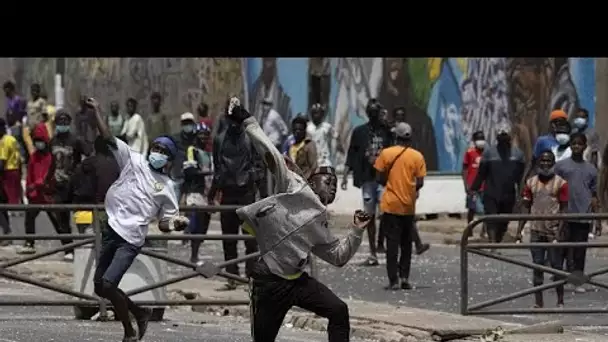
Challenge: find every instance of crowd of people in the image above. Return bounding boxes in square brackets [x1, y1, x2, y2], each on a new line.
[464, 108, 601, 308]
[0, 78, 606, 319]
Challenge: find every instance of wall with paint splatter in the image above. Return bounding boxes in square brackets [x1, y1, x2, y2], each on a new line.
[244, 58, 596, 172]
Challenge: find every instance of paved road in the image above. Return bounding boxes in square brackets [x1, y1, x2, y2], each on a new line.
[0, 280, 364, 342]
[5, 215, 608, 333]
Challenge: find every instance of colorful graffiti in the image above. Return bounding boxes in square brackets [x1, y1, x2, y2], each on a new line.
[245, 57, 596, 172]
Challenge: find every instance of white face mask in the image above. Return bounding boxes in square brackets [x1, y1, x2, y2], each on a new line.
[474, 140, 486, 149]
[555, 133, 570, 146]
[573, 117, 587, 129]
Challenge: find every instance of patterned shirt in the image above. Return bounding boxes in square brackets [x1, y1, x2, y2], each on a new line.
[365, 128, 385, 165]
[522, 175, 569, 238]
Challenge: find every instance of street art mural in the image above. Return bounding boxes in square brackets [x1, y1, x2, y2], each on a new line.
[326, 58, 596, 172]
[244, 58, 309, 125]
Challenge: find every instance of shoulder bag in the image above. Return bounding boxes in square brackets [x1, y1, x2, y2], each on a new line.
[377, 147, 407, 186]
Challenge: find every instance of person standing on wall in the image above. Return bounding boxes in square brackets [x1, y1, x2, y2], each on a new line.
[463, 130, 486, 238]
[120, 98, 148, 155]
[342, 99, 392, 266]
[555, 132, 599, 294]
[147, 92, 170, 145]
[374, 122, 426, 290]
[471, 124, 525, 248]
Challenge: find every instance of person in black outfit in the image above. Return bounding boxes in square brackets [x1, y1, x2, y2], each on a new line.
[171, 112, 199, 201]
[71, 136, 121, 232]
[471, 124, 525, 245]
[209, 99, 266, 290]
[341, 99, 392, 266]
[49, 111, 89, 260]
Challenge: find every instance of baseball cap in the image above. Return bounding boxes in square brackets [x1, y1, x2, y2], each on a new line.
[180, 112, 195, 122]
[152, 136, 177, 158]
[391, 122, 412, 138]
[496, 123, 511, 135]
[549, 110, 568, 122]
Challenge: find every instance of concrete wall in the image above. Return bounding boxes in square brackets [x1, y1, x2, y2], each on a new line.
[0, 58, 244, 133]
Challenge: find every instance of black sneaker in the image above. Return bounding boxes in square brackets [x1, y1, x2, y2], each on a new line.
[400, 279, 413, 290]
[384, 283, 400, 290]
[416, 243, 430, 255]
[122, 336, 138, 342]
[377, 245, 386, 254]
[136, 307, 153, 340]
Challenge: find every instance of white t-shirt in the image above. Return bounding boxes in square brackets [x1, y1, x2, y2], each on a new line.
[105, 138, 179, 247]
[307, 121, 335, 167]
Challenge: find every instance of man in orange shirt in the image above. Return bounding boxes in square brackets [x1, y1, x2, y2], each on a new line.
[374, 122, 427, 290]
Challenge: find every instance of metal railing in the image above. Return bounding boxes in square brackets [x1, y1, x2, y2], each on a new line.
[0, 204, 263, 319]
[460, 213, 608, 316]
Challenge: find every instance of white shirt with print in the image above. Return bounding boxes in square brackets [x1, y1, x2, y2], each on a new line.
[306, 121, 335, 167]
[105, 138, 179, 247]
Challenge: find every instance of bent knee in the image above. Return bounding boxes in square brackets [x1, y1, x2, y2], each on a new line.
[94, 279, 116, 298]
[329, 299, 349, 319]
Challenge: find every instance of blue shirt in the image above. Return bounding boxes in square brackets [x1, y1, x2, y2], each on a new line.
[533, 134, 559, 159]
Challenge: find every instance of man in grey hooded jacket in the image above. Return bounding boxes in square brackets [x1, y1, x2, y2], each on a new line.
[226, 98, 371, 342]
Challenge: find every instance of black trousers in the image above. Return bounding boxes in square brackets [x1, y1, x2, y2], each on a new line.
[382, 213, 414, 284]
[483, 196, 515, 243]
[565, 222, 591, 273]
[25, 209, 73, 252]
[220, 189, 258, 277]
[251, 272, 349, 342]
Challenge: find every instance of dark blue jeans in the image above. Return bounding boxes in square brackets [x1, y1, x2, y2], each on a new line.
[94, 224, 140, 286]
[529, 230, 566, 286]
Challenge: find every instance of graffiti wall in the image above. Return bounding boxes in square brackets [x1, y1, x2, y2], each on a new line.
[243, 57, 596, 172]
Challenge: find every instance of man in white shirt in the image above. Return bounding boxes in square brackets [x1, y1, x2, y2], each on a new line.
[307, 103, 336, 167]
[259, 97, 289, 149]
[86, 98, 189, 342]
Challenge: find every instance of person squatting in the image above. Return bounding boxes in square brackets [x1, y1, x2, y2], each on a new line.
[87, 97, 190, 342]
[224, 98, 372, 342]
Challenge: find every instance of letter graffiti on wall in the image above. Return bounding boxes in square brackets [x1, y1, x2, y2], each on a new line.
[245, 57, 595, 172]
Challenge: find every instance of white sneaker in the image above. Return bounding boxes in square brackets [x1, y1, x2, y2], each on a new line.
[63, 253, 74, 262]
[574, 286, 586, 294]
[589, 233, 595, 240]
[17, 244, 36, 255]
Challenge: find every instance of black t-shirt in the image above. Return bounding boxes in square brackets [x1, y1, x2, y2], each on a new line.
[50, 133, 86, 186]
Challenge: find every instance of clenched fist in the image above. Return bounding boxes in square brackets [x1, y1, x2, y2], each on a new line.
[353, 210, 372, 229]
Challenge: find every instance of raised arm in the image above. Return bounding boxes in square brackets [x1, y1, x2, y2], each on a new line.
[87, 98, 130, 170]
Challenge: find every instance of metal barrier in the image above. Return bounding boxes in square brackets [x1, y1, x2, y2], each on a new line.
[0, 204, 262, 318]
[460, 213, 608, 316]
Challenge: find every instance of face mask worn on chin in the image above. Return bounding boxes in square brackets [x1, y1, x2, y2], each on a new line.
[474, 140, 486, 149]
[148, 152, 169, 170]
[555, 133, 570, 146]
[34, 141, 46, 150]
[537, 167, 555, 178]
[573, 117, 587, 129]
[55, 125, 70, 133]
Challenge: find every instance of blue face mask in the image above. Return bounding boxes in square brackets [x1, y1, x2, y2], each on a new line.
[573, 117, 587, 129]
[182, 124, 195, 134]
[148, 152, 169, 170]
[55, 125, 70, 133]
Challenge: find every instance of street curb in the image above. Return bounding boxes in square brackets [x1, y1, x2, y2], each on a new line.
[191, 304, 434, 342]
